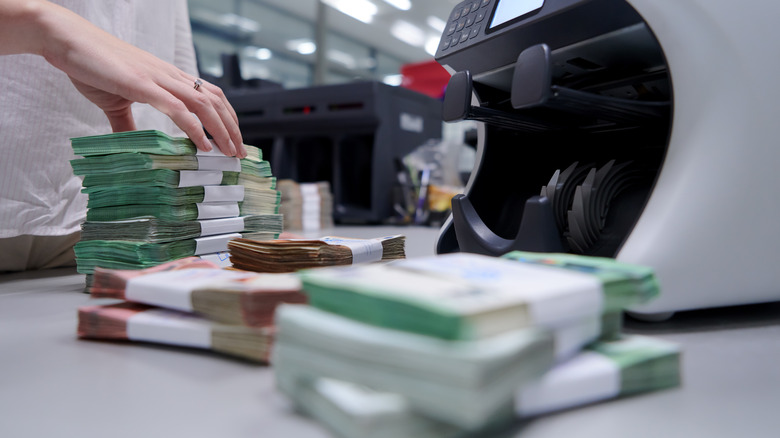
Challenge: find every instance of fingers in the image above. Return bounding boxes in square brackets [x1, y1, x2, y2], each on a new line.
[104, 107, 137, 133]
[199, 81, 246, 158]
[157, 72, 243, 158]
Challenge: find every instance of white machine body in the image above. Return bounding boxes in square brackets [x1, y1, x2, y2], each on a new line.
[620, 0, 780, 317]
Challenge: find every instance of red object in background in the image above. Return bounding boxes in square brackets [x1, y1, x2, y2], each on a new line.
[400, 59, 450, 100]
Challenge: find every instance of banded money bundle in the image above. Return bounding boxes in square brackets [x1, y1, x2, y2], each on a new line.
[274, 252, 680, 435]
[228, 235, 406, 273]
[277, 179, 334, 231]
[77, 258, 307, 363]
[70, 130, 283, 274]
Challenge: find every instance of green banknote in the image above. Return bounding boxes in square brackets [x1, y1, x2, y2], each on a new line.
[85, 201, 278, 222]
[83, 185, 279, 209]
[80, 168, 272, 188]
[501, 251, 660, 312]
[516, 334, 681, 416]
[274, 304, 553, 431]
[299, 253, 607, 341]
[80, 215, 283, 243]
[71, 130, 262, 160]
[71, 153, 265, 176]
[273, 334, 680, 434]
[74, 231, 274, 274]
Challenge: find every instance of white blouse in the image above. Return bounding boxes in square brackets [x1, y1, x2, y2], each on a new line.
[0, 0, 197, 237]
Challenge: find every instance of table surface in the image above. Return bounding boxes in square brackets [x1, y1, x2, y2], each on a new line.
[2, 225, 780, 438]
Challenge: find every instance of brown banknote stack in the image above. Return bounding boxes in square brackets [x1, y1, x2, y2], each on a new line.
[227, 235, 406, 273]
[78, 302, 276, 363]
[77, 257, 307, 363]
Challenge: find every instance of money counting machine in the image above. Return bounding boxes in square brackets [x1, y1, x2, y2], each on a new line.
[434, 0, 780, 319]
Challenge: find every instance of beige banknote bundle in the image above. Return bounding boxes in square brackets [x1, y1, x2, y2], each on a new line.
[228, 235, 405, 273]
[78, 302, 275, 363]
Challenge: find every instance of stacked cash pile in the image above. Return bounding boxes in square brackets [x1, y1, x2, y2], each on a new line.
[277, 180, 334, 231]
[273, 252, 681, 436]
[78, 257, 307, 363]
[70, 130, 283, 274]
[228, 235, 405, 273]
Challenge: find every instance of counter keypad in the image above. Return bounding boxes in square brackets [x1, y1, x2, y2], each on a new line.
[440, 0, 490, 53]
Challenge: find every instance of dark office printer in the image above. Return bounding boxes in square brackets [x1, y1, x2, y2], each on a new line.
[433, 0, 780, 320]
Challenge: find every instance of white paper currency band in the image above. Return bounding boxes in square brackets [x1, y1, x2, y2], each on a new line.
[195, 233, 241, 255]
[321, 238, 383, 264]
[199, 252, 233, 268]
[196, 141, 230, 158]
[196, 202, 240, 219]
[300, 183, 321, 197]
[552, 317, 601, 361]
[515, 351, 620, 417]
[125, 268, 256, 311]
[202, 185, 245, 203]
[127, 309, 212, 348]
[303, 215, 320, 230]
[199, 217, 246, 236]
[178, 170, 223, 187]
[196, 156, 241, 172]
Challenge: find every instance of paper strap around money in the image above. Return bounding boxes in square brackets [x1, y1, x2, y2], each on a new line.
[196, 156, 241, 172]
[515, 350, 621, 417]
[124, 268, 258, 311]
[195, 233, 242, 255]
[199, 217, 246, 237]
[126, 308, 212, 348]
[179, 170, 224, 187]
[196, 202, 240, 220]
[320, 237, 383, 264]
[199, 252, 233, 268]
[202, 185, 244, 203]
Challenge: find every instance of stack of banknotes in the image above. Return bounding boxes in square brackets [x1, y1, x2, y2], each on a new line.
[277, 179, 334, 231]
[78, 257, 307, 362]
[70, 130, 284, 274]
[228, 235, 406, 273]
[273, 251, 681, 436]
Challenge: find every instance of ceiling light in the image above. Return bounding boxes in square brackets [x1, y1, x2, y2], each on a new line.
[218, 13, 260, 33]
[425, 36, 440, 56]
[286, 39, 317, 55]
[322, 0, 378, 24]
[390, 20, 425, 48]
[383, 74, 403, 86]
[426, 16, 446, 33]
[327, 50, 357, 69]
[383, 0, 411, 11]
[244, 46, 273, 60]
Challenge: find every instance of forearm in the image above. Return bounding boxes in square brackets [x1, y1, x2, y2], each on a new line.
[0, 0, 82, 56]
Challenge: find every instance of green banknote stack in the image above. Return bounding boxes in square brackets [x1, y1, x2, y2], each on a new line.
[70, 130, 283, 274]
[274, 252, 681, 436]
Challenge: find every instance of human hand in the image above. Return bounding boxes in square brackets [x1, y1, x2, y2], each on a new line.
[0, 0, 245, 158]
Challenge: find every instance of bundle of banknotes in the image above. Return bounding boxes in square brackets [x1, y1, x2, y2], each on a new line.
[277, 179, 334, 231]
[274, 251, 681, 435]
[78, 257, 307, 362]
[70, 130, 283, 274]
[228, 235, 406, 273]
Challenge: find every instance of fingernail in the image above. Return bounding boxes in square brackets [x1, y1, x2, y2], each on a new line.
[201, 135, 213, 151]
[228, 140, 237, 156]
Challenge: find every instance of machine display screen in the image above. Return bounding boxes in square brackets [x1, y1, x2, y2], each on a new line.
[489, 0, 545, 30]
